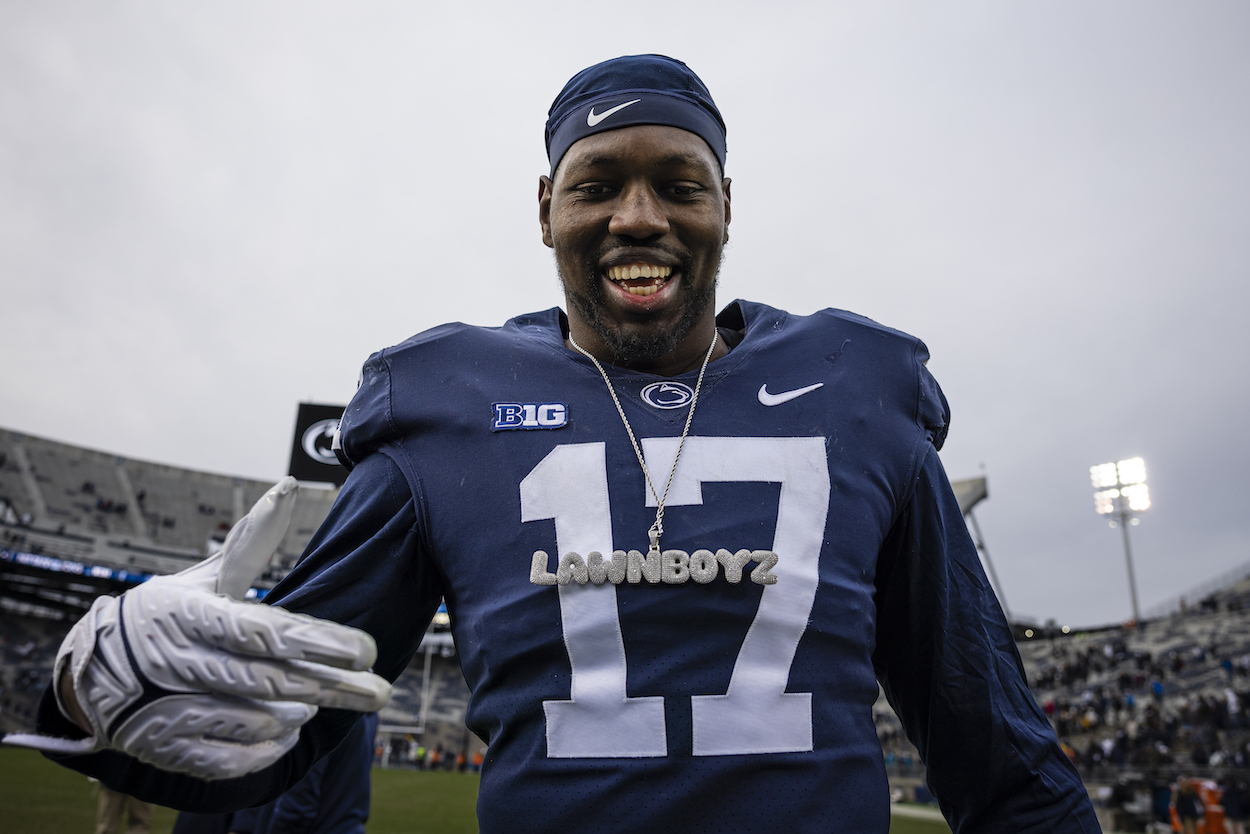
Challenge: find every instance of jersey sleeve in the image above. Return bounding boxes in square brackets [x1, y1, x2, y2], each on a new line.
[32, 450, 442, 813]
[334, 347, 396, 471]
[910, 338, 950, 453]
[872, 447, 1100, 833]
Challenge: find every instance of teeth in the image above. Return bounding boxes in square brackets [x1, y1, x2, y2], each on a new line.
[606, 264, 672, 283]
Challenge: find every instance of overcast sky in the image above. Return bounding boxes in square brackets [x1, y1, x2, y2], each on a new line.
[2, 2, 1247, 628]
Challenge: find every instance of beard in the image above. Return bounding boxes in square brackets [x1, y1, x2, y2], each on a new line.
[558, 252, 721, 367]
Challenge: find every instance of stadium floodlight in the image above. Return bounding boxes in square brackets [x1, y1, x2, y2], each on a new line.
[1090, 457, 1150, 625]
[1117, 457, 1147, 486]
[1121, 483, 1150, 512]
[1093, 489, 1119, 515]
[1090, 463, 1120, 490]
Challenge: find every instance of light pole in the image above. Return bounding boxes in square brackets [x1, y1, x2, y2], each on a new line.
[1090, 457, 1150, 624]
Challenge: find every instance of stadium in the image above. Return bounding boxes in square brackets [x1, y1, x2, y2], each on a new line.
[3, 424, 1249, 833]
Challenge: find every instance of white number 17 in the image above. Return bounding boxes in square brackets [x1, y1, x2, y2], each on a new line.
[520, 436, 830, 758]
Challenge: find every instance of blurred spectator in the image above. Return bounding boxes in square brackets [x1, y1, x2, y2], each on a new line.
[93, 780, 152, 834]
[1225, 779, 1249, 834]
[1173, 778, 1204, 834]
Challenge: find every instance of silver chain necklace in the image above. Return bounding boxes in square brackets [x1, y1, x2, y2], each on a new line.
[567, 331, 719, 558]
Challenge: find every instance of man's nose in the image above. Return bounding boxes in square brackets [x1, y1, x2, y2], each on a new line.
[608, 183, 669, 240]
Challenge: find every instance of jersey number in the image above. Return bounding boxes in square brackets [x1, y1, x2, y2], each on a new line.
[520, 436, 831, 758]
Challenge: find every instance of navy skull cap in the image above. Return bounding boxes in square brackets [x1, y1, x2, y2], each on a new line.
[545, 54, 727, 178]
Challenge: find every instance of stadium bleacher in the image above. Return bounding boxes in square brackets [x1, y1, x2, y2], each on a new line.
[0, 615, 70, 734]
[1019, 588, 1250, 773]
[0, 427, 338, 601]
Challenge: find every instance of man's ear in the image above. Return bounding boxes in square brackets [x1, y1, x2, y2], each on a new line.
[722, 177, 732, 244]
[539, 175, 554, 248]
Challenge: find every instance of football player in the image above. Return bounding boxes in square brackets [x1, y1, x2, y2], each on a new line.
[10, 55, 1099, 833]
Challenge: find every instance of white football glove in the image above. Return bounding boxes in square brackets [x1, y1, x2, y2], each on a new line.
[3, 477, 391, 780]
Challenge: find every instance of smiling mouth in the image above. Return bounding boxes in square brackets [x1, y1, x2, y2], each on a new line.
[605, 264, 674, 297]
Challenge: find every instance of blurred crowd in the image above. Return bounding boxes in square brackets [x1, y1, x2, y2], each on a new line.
[1030, 619, 1250, 773]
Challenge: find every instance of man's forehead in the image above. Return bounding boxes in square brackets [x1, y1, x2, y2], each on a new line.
[556, 125, 721, 180]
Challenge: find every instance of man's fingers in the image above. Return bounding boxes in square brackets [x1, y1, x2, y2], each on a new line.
[282, 660, 393, 711]
[165, 477, 299, 598]
[168, 655, 390, 711]
[115, 695, 315, 780]
[131, 584, 379, 670]
[226, 605, 380, 670]
[216, 477, 298, 600]
[134, 633, 391, 711]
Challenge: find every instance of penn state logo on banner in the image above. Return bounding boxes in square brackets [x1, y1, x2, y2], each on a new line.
[288, 403, 348, 485]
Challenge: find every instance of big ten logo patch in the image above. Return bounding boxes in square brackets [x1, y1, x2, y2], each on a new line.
[492, 402, 569, 431]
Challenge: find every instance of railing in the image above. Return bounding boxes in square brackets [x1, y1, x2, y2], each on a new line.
[1078, 761, 1250, 783]
[1142, 559, 1250, 620]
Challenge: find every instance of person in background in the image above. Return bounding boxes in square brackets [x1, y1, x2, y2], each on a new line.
[1223, 779, 1248, 834]
[93, 780, 152, 834]
[1173, 778, 1204, 834]
[230, 713, 378, 834]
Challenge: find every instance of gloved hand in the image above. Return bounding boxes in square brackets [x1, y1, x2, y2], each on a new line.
[4, 477, 391, 779]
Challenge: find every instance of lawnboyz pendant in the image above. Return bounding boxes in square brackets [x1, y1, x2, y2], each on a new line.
[567, 331, 718, 558]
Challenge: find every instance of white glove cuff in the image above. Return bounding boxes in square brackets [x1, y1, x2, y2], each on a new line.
[53, 595, 113, 739]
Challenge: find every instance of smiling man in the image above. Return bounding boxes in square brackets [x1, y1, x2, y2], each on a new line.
[541, 120, 730, 376]
[14, 55, 1099, 833]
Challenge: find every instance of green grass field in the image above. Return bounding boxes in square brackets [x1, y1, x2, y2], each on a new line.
[0, 747, 950, 833]
[369, 767, 481, 833]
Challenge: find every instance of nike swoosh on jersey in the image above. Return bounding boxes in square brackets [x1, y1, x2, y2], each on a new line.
[587, 99, 642, 127]
[757, 382, 824, 406]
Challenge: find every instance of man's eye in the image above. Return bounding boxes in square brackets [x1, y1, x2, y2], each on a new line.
[575, 184, 613, 196]
[665, 184, 702, 197]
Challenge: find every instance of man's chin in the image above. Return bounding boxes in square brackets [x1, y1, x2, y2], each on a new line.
[560, 263, 718, 367]
[599, 325, 685, 366]
[571, 298, 684, 365]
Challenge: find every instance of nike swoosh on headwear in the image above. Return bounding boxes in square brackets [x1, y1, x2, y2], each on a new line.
[757, 382, 824, 406]
[587, 99, 642, 127]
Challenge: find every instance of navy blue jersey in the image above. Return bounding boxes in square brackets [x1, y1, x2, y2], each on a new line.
[38, 301, 1098, 833]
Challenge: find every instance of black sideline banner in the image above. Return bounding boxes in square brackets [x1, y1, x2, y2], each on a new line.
[288, 403, 347, 485]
